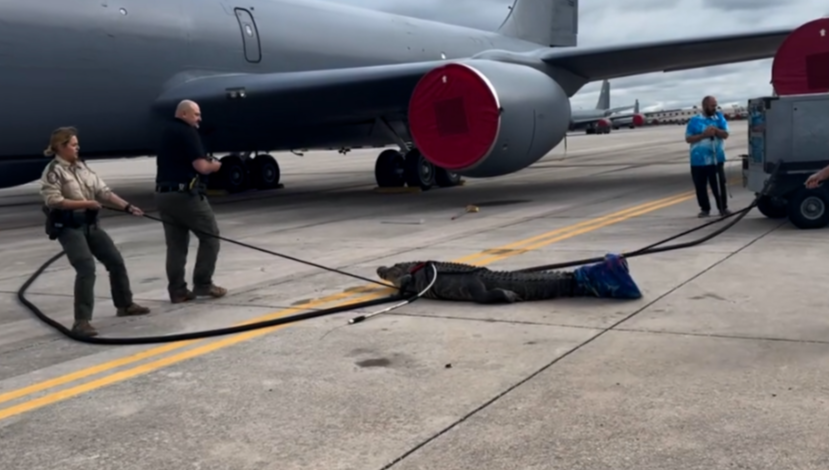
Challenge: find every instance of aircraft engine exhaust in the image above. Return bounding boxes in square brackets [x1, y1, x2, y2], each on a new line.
[407, 60, 571, 178]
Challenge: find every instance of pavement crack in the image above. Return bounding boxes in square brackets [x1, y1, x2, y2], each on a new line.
[377, 217, 783, 469]
[613, 327, 829, 345]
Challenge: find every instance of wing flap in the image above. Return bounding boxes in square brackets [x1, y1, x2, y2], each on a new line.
[539, 28, 794, 81]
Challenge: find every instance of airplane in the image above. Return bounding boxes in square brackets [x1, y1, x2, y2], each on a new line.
[568, 80, 638, 134]
[610, 100, 644, 130]
[0, 0, 800, 194]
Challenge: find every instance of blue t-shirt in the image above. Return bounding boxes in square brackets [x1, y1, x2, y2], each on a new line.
[685, 112, 729, 166]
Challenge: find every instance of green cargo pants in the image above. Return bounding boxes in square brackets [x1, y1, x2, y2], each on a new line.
[154, 191, 220, 296]
[57, 224, 134, 321]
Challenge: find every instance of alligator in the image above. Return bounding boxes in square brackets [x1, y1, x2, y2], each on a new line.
[376, 253, 642, 304]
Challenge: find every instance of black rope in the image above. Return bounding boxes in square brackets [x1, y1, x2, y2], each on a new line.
[16, 163, 781, 344]
[518, 162, 782, 272]
[16, 203, 413, 345]
[135, 211, 395, 289]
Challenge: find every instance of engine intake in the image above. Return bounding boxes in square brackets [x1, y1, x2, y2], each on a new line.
[407, 59, 570, 178]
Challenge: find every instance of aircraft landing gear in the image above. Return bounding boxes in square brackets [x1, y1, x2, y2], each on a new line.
[373, 148, 461, 190]
[206, 152, 281, 194]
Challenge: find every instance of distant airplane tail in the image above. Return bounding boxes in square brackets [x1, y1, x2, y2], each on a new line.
[595, 80, 609, 110]
[497, 0, 578, 47]
[634, 99, 639, 113]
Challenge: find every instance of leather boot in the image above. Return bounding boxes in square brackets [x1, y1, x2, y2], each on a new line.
[193, 284, 227, 299]
[71, 320, 98, 337]
[116, 303, 151, 317]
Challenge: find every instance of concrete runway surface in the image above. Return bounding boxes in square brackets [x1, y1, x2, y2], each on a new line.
[1, 121, 828, 470]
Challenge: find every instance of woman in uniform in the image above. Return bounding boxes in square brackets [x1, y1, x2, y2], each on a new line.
[39, 127, 151, 337]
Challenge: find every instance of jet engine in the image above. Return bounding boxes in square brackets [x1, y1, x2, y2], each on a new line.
[631, 114, 645, 127]
[407, 59, 571, 178]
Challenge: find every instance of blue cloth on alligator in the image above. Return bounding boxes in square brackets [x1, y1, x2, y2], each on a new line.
[573, 253, 642, 299]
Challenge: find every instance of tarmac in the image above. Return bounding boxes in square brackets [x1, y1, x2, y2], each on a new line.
[1, 121, 827, 470]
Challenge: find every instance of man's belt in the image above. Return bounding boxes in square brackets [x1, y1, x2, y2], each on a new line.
[155, 183, 189, 193]
[155, 179, 206, 194]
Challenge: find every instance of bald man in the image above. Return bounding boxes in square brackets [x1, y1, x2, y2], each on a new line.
[154, 99, 227, 303]
[685, 95, 731, 218]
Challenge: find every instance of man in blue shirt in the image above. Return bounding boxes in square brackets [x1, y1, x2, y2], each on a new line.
[685, 96, 731, 217]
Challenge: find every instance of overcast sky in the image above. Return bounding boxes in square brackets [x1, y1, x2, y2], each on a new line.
[329, 0, 826, 111]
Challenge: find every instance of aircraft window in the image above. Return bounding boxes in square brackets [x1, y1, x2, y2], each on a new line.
[245, 24, 254, 36]
[119, 7, 127, 15]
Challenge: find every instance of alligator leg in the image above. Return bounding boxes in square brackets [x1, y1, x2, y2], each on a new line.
[467, 281, 522, 304]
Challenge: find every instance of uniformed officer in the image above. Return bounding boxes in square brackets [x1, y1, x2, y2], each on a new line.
[154, 99, 227, 303]
[40, 126, 150, 337]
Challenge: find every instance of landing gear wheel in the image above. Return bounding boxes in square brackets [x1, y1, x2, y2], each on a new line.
[434, 167, 461, 187]
[403, 149, 434, 190]
[214, 154, 249, 194]
[787, 188, 829, 229]
[251, 154, 280, 190]
[374, 149, 405, 187]
[755, 194, 787, 219]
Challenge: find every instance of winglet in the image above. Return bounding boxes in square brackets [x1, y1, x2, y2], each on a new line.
[497, 0, 578, 47]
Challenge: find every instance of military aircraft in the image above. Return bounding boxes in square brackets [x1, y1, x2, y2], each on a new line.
[569, 80, 638, 134]
[610, 100, 644, 130]
[0, 0, 798, 193]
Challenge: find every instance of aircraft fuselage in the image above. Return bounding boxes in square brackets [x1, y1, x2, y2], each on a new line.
[2, 0, 547, 166]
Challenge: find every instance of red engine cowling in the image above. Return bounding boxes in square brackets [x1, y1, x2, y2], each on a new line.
[407, 59, 572, 178]
[597, 118, 610, 128]
[631, 114, 645, 127]
[772, 17, 829, 95]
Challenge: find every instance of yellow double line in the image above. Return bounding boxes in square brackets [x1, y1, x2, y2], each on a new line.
[0, 190, 694, 421]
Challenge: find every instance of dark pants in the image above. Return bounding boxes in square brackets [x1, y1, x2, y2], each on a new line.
[155, 191, 221, 296]
[58, 224, 133, 322]
[691, 162, 728, 212]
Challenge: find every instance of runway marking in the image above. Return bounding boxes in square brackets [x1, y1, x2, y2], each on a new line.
[0, 190, 697, 421]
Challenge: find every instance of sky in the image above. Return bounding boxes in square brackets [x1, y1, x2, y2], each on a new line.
[327, 0, 826, 111]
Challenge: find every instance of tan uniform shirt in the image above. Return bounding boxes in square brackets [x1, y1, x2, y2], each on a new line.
[39, 156, 113, 209]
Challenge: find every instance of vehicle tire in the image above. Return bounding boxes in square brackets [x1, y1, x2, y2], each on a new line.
[786, 188, 829, 229]
[755, 194, 788, 219]
[403, 149, 435, 190]
[252, 154, 280, 190]
[215, 154, 249, 193]
[374, 149, 405, 187]
[434, 167, 461, 187]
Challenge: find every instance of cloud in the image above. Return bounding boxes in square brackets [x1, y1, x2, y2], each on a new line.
[328, 0, 825, 110]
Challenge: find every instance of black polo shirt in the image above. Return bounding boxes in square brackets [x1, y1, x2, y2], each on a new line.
[155, 117, 207, 185]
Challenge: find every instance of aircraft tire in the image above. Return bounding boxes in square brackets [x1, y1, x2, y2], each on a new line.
[252, 153, 281, 190]
[435, 167, 461, 187]
[214, 154, 250, 193]
[403, 148, 434, 190]
[374, 149, 406, 187]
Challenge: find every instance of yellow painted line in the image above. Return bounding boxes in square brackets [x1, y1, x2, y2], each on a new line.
[455, 191, 694, 265]
[0, 189, 699, 417]
[0, 290, 359, 407]
[0, 291, 384, 421]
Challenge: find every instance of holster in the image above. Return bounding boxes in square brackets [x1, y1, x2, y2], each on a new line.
[187, 175, 207, 198]
[42, 206, 99, 240]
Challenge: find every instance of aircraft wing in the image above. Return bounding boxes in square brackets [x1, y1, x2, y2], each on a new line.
[539, 28, 794, 81]
[153, 61, 447, 130]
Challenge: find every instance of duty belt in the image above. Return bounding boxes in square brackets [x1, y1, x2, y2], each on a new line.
[155, 180, 206, 194]
[155, 182, 189, 193]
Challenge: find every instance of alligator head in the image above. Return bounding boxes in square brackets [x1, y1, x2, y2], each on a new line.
[376, 261, 424, 287]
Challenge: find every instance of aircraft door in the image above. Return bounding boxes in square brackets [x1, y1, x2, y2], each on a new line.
[234, 8, 261, 63]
